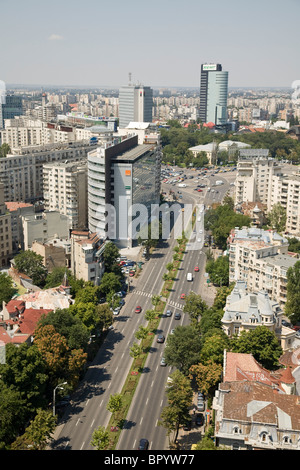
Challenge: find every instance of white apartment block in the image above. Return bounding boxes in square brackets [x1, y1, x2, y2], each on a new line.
[235, 149, 282, 207]
[270, 170, 300, 236]
[0, 140, 96, 203]
[0, 117, 77, 148]
[43, 160, 87, 230]
[228, 227, 295, 307]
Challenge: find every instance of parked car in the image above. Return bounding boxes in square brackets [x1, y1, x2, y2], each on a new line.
[197, 400, 205, 412]
[183, 420, 192, 431]
[195, 413, 204, 426]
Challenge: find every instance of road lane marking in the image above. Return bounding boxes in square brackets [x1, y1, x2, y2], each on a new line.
[91, 419, 95, 428]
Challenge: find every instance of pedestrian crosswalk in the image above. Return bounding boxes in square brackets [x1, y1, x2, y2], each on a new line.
[132, 290, 184, 311]
[168, 300, 184, 311]
[133, 290, 153, 298]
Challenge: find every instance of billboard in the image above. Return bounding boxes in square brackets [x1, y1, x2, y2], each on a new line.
[202, 64, 217, 71]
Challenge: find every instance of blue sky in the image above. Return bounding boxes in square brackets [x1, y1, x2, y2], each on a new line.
[1, 0, 300, 88]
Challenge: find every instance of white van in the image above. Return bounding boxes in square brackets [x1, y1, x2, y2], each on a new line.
[187, 273, 193, 282]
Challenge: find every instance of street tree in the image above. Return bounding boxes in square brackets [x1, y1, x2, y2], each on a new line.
[164, 325, 202, 375]
[285, 260, 300, 324]
[183, 291, 208, 328]
[107, 393, 123, 426]
[159, 370, 193, 445]
[91, 426, 110, 450]
[189, 360, 223, 397]
[10, 409, 57, 450]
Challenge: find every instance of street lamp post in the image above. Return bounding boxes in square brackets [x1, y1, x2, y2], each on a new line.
[53, 382, 67, 417]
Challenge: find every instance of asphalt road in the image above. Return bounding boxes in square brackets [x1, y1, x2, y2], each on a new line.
[50, 168, 233, 451]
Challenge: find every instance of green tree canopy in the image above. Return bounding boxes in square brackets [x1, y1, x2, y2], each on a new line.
[14, 251, 47, 286]
[230, 325, 283, 370]
[164, 325, 202, 375]
[0, 272, 17, 305]
[285, 260, 300, 324]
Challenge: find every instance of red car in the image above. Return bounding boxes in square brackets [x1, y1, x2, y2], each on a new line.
[135, 306, 142, 313]
[194, 266, 199, 272]
[129, 271, 135, 277]
[197, 189, 203, 192]
[180, 294, 186, 299]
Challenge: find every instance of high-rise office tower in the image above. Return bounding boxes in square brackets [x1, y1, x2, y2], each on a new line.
[87, 133, 161, 247]
[199, 63, 228, 126]
[0, 94, 23, 128]
[119, 83, 153, 129]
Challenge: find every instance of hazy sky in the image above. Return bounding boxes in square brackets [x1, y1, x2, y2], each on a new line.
[1, 0, 300, 89]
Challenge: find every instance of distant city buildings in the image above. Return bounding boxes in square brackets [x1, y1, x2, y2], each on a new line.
[199, 63, 228, 126]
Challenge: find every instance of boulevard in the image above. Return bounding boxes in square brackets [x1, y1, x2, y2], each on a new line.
[50, 168, 233, 451]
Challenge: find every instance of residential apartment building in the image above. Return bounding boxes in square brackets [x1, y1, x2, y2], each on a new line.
[270, 170, 300, 236]
[0, 140, 96, 203]
[22, 211, 70, 250]
[43, 160, 87, 230]
[31, 238, 71, 272]
[5, 201, 35, 252]
[0, 183, 12, 267]
[70, 230, 105, 285]
[228, 227, 295, 307]
[0, 117, 76, 148]
[118, 84, 153, 129]
[234, 149, 283, 207]
[199, 63, 228, 126]
[87, 133, 161, 247]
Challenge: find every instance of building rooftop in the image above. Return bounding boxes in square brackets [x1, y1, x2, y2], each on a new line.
[112, 143, 155, 162]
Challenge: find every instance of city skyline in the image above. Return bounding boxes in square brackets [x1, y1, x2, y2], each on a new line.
[1, 0, 300, 90]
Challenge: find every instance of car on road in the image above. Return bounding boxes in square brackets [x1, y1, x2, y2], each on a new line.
[135, 306, 142, 313]
[195, 413, 204, 426]
[194, 266, 199, 272]
[157, 334, 165, 343]
[174, 312, 181, 320]
[180, 293, 185, 299]
[165, 310, 172, 317]
[160, 356, 167, 366]
[138, 438, 149, 450]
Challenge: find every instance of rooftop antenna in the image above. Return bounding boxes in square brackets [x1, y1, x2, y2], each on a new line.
[129, 72, 132, 86]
